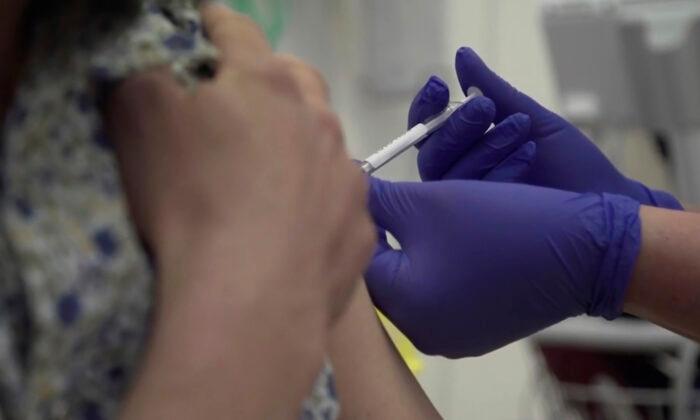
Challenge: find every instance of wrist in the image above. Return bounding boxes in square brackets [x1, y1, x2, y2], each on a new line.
[623, 207, 700, 340]
[586, 193, 642, 320]
[154, 225, 328, 358]
[128, 227, 328, 418]
[649, 189, 684, 211]
[628, 178, 683, 210]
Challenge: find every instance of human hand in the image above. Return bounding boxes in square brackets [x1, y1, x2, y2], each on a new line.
[112, 4, 376, 417]
[366, 178, 641, 358]
[108, 0, 375, 349]
[409, 47, 682, 209]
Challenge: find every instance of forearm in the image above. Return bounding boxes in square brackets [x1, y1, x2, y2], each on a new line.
[625, 206, 700, 341]
[329, 282, 439, 419]
[121, 230, 325, 419]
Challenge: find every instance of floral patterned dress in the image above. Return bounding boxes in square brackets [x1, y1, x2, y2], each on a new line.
[0, 1, 339, 419]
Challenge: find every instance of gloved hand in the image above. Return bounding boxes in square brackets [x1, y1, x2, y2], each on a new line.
[409, 47, 682, 210]
[409, 76, 536, 183]
[366, 178, 642, 358]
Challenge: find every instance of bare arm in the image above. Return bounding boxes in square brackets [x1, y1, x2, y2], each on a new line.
[625, 206, 700, 340]
[113, 4, 374, 418]
[330, 282, 440, 419]
[121, 233, 328, 419]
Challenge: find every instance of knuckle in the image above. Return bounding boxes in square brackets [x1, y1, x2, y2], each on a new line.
[206, 16, 234, 39]
[307, 66, 327, 86]
[271, 53, 300, 68]
[309, 67, 329, 95]
[316, 109, 344, 144]
[205, 6, 261, 38]
[201, 3, 233, 26]
[259, 63, 304, 99]
[234, 13, 259, 30]
[279, 54, 330, 96]
[273, 54, 331, 101]
[235, 14, 269, 41]
[119, 69, 169, 96]
[112, 68, 180, 113]
[275, 54, 322, 78]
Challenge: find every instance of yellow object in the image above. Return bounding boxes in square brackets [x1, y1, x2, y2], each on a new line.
[377, 311, 424, 374]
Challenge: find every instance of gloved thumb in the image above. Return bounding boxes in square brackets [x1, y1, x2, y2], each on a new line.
[368, 177, 417, 241]
[455, 47, 551, 128]
[364, 228, 411, 316]
[408, 75, 450, 128]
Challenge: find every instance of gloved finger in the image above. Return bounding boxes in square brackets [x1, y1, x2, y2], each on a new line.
[442, 113, 531, 180]
[483, 141, 537, 182]
[364, 245, 410, 318]
[365, 194, 415, 321]
[408, 75, 450, 129]
[372, 226, 393, 256]
[417, 96, 496, 181]
[455, 47, 553, 132]
[368, 177, 412, 240]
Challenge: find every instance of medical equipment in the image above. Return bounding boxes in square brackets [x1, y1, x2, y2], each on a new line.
[359, 94, 480, 174]
[532, 318, 699, 420]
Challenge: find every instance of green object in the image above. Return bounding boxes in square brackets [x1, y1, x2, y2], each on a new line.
[227, 0, 286, 47]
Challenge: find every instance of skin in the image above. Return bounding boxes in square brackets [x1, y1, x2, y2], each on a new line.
[625, 207, 700, 342]
[330, 283, 440, 419]
[109, 4, 376, 418]
[3, 2, 436, 418]
[5, 0, 699, 418]
[109, 4, 440, 417]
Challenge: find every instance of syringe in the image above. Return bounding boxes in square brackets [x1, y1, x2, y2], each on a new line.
[359, 93, 481, 174]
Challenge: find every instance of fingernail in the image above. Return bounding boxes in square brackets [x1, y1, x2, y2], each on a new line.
[456, 47, 476, 61]
[488, 135, 516, 149]
[456, 47, 486, 73]
[424, 75, 447, 101]
[508, 141, 537, 164]
[497, 142, 536, 180]
[460, 96, 496, 124]
[519, 141, 536, 160]
[512, 113, 532, 132]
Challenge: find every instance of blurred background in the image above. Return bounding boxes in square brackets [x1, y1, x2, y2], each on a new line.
[232, 0, 700, 418]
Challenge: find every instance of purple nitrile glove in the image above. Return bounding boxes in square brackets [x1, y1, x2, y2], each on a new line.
[410, 75, 537, 183]
[410, 48, 682, 210]
[366, 178, 642, 358]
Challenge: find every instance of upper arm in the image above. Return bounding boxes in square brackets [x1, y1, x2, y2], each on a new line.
[329, 282, 440, 419]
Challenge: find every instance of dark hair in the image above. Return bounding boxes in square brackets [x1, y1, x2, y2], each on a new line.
[21, 0, 143, 52]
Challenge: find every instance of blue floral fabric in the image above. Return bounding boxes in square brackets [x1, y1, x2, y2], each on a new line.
[0, 1, 338, 419]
